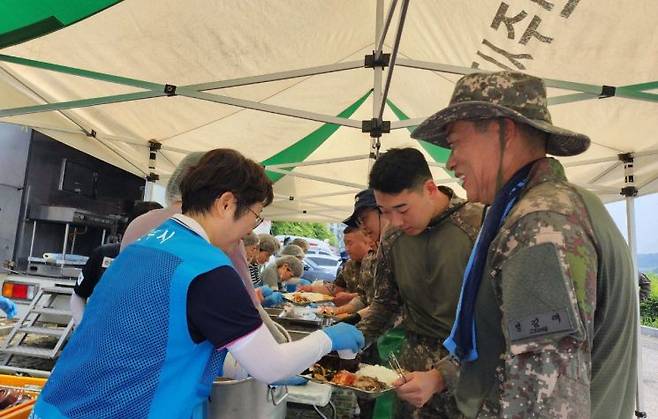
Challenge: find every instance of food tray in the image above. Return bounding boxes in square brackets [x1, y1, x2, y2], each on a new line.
[299, 358, 395, 399]
[282, 292, 334, 305]
[277, 308, 324, 327]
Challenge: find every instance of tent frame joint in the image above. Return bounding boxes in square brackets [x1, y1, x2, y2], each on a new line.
[164, 84, 177, 96]
[599, 85, 616, 99]
[364, 52, 390, 69]
[362, 118, 390, 138]
[84, 129, 97, 138]
[617, 152, 633, 163]
[620, 186, 638, 197]
[146, 172, 160, 182]
[148, 140, 162, 152]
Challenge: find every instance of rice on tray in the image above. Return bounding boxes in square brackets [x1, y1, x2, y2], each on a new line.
[355, 364, 399, 386]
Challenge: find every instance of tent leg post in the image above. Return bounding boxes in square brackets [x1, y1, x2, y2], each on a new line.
[620, 153, 645, 418]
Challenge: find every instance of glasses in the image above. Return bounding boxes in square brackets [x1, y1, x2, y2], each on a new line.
[246, 207, 264, 227]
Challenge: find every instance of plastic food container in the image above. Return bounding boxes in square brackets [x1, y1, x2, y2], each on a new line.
[0, 375, 47, 419]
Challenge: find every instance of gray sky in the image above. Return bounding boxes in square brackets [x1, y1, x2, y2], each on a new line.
[605, 193, 658, 254]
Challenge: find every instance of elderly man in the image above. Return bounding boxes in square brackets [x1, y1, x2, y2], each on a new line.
[399, 71, 637, 419]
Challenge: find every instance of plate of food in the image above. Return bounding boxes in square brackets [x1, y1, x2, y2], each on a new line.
[282, 292, 333, 305]
[301, 362, 400, 398]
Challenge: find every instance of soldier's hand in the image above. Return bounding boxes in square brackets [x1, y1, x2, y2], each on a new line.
[393, 369, 445, 408]
[333, 292, 357, 306]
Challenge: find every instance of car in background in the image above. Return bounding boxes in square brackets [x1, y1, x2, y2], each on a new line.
[301, 254, 341, 282]
[275, 235, 338, 257]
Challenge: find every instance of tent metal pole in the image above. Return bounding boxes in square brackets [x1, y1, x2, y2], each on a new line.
[572, 183, 619, 194]
[377, 0, 409, 122]
[288, 200, 353, 212]
[177, 89, 361, 128]
[374, 0, 398, 60]
[370, 0, 384, 171]
[427, 161, 446, 168]
[397, 58, 658, 103]
[295, 190, 358, 200]
[0, 54, 164, 90]
[390, 118, 426, 129]
[619, 154, 645, 418]
[0, 91, 164, 117]
[0, 58, 364, 117]
[266, 212, 346, 223]
[271, 193, 355, 212]
[548, 92, 598, 106]
[434, 178, 456, 185]
[562, 155, 620, 168]
[265, 154, 369, 169]
[588, 161, 622, 184]
[187, 61, 363, 91]
[627, 196, 646, 418]
[265, 168, 366, 189]
[396, 59, 481, 76]
[638, 169, 658, 190]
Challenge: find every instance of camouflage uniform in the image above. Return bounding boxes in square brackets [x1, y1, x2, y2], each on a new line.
[359, 192, 483, 419]
[356, 250, 377, 306]
[333, 259, 361, 294]
[445, 158, 637, 418]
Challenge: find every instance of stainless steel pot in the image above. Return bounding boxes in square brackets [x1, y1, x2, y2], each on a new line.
[207, 377, 287, 419]
[207, 321, 290, 419]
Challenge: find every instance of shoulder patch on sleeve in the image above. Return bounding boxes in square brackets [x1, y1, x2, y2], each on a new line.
[500, 242, 581, 347]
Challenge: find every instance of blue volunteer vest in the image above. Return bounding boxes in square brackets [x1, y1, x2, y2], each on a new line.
[32, 219, 232, 419]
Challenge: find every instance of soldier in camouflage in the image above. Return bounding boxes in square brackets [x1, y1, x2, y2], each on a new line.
[358, 148, 483, 418]
[398, 71, 637, 419]
[332, 189, 385, 322]
[333, 226, 370, 294]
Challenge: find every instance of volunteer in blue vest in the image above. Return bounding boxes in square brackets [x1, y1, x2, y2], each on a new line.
[31, 148, 364, 419]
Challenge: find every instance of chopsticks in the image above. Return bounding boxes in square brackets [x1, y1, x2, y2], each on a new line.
[387, 351, 406, 384]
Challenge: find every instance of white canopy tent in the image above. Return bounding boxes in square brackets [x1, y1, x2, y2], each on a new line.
[1, 1, 656, 413]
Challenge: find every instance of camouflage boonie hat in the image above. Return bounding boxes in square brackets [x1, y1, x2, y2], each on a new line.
[411, 71, 590, 156]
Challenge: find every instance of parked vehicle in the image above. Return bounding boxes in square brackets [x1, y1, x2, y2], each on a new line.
[0, 272, 74, 322]
[275, 235, 338, 257]
[301, 255, 341, 282]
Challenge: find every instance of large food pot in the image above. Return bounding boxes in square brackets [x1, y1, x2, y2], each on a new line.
[207, 377, 287, 419]
[207, 321, 290, 419]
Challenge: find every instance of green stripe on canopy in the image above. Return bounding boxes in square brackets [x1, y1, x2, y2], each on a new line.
[0, 0, 122, 49]
[386, 98, 451, 164]
[262, 90, 372, 182]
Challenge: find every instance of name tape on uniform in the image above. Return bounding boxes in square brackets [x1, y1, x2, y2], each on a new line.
[508, 309, 573, 342]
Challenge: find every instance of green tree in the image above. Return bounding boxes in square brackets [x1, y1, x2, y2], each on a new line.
[270, 221, 337, 246]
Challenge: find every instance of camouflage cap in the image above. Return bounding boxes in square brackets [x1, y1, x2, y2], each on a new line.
[411, 71, 590, 156]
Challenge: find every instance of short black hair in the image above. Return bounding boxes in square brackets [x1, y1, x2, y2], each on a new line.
[127, 201, 163, 224]
[180, 149, 273, 216]
[369, 148, 432, 194]
[343, 226, 359, 235]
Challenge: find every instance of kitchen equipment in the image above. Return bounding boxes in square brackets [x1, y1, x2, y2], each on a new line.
[207, 377, 287, 419]
[206, 320, 289, 419]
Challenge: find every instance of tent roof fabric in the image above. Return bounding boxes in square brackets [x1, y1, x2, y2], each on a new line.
[0, 0, 121, 49]
[1, 0, 657, 221]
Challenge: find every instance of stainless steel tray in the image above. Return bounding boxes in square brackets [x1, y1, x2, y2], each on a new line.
[298, 374, 394, 399]
[282, 292, 334, 306]
[299, 359, 395, 399]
